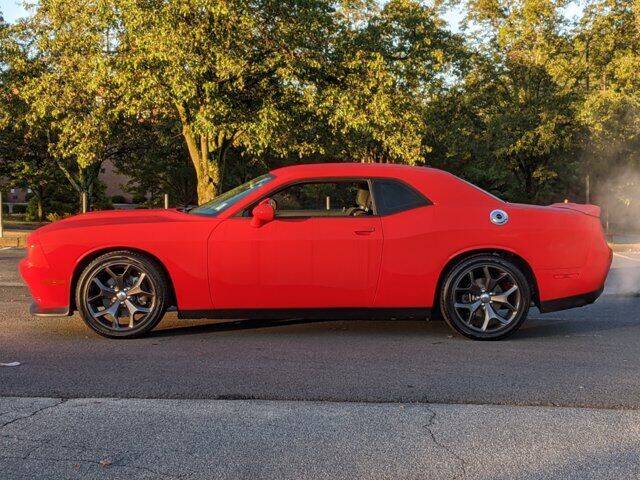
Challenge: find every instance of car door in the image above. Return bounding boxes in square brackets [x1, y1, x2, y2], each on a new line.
[208, 179, 383, 309]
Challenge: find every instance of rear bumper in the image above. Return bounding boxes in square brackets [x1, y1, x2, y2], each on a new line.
[538, 285, 604, 313]
[537, 246, 611, 313]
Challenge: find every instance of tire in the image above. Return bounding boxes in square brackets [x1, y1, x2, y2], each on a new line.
[439, 255, 531, 340]
[75, 251, 168, 338]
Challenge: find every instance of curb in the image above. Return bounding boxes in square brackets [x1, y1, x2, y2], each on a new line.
[608, 243, 640, 253]
[0, 230, 29, 248]
[0, 236, 26, 248]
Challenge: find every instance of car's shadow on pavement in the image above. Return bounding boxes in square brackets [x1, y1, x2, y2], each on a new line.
[148, 298, 640, 340]
[149, 316, 454, 338]
[150, 317, 345, 337]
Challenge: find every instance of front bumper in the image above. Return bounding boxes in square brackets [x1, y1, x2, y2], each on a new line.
[29, 303, 71, 317]
[20, 238, 71, 316]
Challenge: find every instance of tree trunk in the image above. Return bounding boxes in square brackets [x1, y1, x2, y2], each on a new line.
[55, 159, 101, 212]
[196, 171, 217, 204]
[30, 185, 44, 222]
[181, 123, 230, 204]
[37, 197, 43, 221]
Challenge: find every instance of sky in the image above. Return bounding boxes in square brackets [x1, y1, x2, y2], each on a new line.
[1, 0, 27, 23]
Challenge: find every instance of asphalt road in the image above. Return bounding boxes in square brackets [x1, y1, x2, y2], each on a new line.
[1, 247, 640, 408]
[2, 247, 640, 479]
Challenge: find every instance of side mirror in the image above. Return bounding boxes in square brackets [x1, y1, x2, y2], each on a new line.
[251, 198, 275, 227]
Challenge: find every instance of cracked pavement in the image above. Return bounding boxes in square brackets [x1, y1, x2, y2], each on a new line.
[1, 397, 639, 480]
[2, 248, 640, 478]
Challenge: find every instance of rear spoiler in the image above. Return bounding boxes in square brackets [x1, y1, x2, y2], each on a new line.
[550, 202, 601, 218]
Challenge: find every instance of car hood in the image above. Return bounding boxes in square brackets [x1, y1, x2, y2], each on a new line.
[33, 209, 205, 235]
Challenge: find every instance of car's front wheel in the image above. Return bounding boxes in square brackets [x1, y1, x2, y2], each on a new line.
[439, 255, 531, 340]
[76, 251, 168, 338]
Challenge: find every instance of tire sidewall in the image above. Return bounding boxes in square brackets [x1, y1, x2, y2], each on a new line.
[440, 255, 531, 340]
[76, 251, 167, 338]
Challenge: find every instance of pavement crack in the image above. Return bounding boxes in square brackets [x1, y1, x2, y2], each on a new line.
[422, 405, 467, 479]
[22, 455, 181, 479]
[0, 431, 181, 479]
[0, 398, 67, 430]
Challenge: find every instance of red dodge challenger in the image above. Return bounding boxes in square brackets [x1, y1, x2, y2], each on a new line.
[20, 163, 612, 340]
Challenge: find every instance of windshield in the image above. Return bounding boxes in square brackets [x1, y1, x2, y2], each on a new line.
[189, 174, 274, 216]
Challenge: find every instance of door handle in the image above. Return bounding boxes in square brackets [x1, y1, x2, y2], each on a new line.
[354, 227, 375, 236]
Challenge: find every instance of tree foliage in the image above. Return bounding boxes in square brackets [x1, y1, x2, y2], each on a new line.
[1, 0, 639, 211]
[0, 10, 59, 220]
[308, 0, 466, 166]
[116, 0, 339, 202]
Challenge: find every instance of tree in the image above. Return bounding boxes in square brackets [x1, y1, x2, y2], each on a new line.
[114, 116, 197, 207]
[444, 0, 581, 202]
[314, 0, 466, 165]
[4, 0, 638, 212]
[117, 0, 338, 203]
[571, 1, 640, 186]
[15, 0, 131, 210]
[0, 10, 61, 220]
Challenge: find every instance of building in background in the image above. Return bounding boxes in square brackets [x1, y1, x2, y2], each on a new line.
[101, 160, 133, 204]
[2, 160, 133, 213]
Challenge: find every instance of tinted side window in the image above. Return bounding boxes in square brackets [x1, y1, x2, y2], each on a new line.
[372, 180, 430, 215]
[271, 181, 374, 217]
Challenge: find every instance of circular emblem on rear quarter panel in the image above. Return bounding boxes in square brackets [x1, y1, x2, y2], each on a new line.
[490, 209, 509, 225]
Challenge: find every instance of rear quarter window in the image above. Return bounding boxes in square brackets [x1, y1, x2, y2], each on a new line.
[372, 179, 431, 215]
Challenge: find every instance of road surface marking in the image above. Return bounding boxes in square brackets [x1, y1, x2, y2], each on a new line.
[0, 362, 21, 367]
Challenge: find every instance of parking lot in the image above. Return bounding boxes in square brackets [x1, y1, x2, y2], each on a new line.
[2, 247, 640, 478]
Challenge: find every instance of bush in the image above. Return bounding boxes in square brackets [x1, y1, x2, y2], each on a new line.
[111, 195, 127, 204]
[46, 212, 72, 222]
[26, 198, 42, 221]
[25, 190, 77, 221]
[131, 194, 148, 204]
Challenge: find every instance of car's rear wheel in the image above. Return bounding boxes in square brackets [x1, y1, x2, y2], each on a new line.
[439, 255, 531, 340]
[76, 251, 168, 338]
